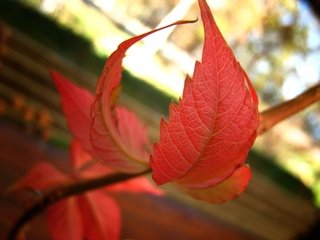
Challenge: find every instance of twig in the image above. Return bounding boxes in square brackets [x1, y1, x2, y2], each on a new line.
[258, 82, 320, 135]
[7, 168, 151, 240]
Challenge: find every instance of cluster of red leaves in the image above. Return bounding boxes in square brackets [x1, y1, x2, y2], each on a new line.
[15, 140, 162, 240]
[15, 0, 259, 239]
[52, 0, 258, 203]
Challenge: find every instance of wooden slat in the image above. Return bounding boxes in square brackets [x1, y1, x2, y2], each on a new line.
[7, 28, 97, 89]
[168, 190, 291, 239]
[0, 81, 70, 141]
[0, 68, 67, 128]
[249, 173, 317, 222]
[170, 170, 318, 239]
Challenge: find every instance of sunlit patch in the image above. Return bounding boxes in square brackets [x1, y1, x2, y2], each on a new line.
[281, 74, 305, 100]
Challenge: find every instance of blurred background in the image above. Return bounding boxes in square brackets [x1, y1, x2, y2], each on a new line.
[0, 0, 320, 239]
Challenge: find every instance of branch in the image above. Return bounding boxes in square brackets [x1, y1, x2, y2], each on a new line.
[7, 168, 151, 240]
[258, 82, 320, 135]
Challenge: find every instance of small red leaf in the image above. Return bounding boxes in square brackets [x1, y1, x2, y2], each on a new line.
[46, 198, 83, 240]
[13, 162, 66, 190]
[151, 0, 259, 202]
[70, 138, 114, 178]
[70, 139, 95, 171]
[51, 71, 96, 157]
[115, 107, 150, 161]
[79, 191, 121, 240]
[107, 175, 163, 196]
[90, 20, 196, 173]
[180, 165, 251, 203]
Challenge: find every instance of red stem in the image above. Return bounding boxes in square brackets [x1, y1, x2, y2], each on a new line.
[258, 82, 320, 135]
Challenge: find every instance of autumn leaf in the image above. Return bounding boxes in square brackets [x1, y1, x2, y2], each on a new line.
[150, 0, 259, 203]
[15, 161, 120, 239]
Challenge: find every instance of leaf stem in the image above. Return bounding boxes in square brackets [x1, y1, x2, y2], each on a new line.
[7, 168, 151, 240]
[258, 82, 320, 135]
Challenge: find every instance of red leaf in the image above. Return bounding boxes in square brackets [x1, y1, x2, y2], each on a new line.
[151, 0, 259, 203]
[46, 197, 83, 240]
[180, 165, 252, 204]
[46, 191, 121, 240]
[90, 20, 196, 173]
[79, 191, 121, 240]
[107, 175, 163, 196]
[115, 107, 150, 161]
[51, 71, 96, 156]
[70, 139, 97, 172]
[13, 162, 66, 190]
[70, 138, 114, 178]
[16, 137, 165, 240]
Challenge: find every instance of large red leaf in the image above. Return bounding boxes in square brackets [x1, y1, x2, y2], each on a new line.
[90, 20, 196, 173]
[151, 0, 259, 202]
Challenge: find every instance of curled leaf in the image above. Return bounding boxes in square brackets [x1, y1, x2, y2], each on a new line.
[90, 20, 196, 173]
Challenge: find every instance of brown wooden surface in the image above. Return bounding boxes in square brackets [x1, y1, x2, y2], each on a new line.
[0, 121, 253, 240]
